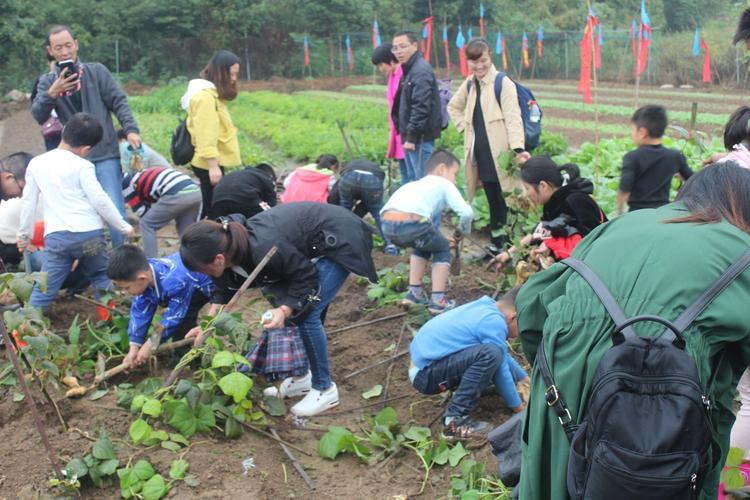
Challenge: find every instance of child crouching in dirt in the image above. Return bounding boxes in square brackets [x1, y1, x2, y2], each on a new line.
[492, 157, 605, 271]
[380, 149, 473, 314]
[107, 245, 214, 369]
[409, 287, 528, 441]
[281, 154, 339, 203]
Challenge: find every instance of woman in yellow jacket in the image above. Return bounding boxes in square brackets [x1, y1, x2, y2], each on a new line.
[447, 38, 529, 254]
[181, 50, 242, 218]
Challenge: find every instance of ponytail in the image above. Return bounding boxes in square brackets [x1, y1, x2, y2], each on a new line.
[521, 156, 581, 188]
[723, 106, 750, 151]
[180, 220, 250, 271]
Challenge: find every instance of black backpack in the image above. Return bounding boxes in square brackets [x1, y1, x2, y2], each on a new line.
[170, 119, 194, 166]
[538, 252, 750, 500]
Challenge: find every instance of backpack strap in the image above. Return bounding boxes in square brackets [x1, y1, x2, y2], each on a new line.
[537, 340, 578, 442]
[494, 72, 504, 105]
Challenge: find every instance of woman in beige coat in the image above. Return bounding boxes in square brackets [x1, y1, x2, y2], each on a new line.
[447, 38, 529, 254]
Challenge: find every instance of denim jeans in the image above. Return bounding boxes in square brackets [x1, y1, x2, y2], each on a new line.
[296, 258, 350, 391]
[30, 230, 112, 312]
[94, 158, 126, 247]
[412, 343, 503, 418]
[338, 171, 385, 236]
[403, 140, 434, 181]
[381, 219, 451, 263]
[397, 159, 410, 185]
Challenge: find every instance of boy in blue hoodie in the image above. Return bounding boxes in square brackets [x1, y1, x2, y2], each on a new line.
[409, 287, 528, 440]
[107, 245, 214, 369]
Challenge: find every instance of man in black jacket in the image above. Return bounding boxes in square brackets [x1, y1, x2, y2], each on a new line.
[391, 31, 442, 182]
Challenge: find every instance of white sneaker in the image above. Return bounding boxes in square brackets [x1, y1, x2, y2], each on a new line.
[262, 372, 312, 399]
[290, 383, 340, 417]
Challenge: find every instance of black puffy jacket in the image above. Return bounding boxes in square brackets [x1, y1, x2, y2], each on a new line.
[210, 202, 378, 321]
[391, 52, 442, 144]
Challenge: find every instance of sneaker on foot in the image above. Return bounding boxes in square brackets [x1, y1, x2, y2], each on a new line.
[384, 244, 400, 256]
[402, 291, 428, 308]
[442, 416, 490, 441]
[428, 298, 456, 315]
[290, 383, 340, 417]
[263, 371, 312, 399]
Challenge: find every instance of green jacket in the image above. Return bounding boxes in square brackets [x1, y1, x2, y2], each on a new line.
[517, 203, 750, 500]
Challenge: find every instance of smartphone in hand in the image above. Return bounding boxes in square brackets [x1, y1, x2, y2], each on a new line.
[56, 59, 78, 81]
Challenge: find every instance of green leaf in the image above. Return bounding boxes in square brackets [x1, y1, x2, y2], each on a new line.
[66, 457, 89, 479]
[722, 467, 746, 490]
[726, 447, 746, 467]
[218, 372, 253, 403]
[169, 459, 189, 480]
[8, 276, 33, 302]
[12, 391, 24, 402]
[233, 352, 250, 366]
[211, 350, 236, 368]
[92, 435, 116, 460]
[461, 490, 482, 500]
[132, 459, 156, 481]
[165, 400, 214, 437]
[68, 316, 81, 345]
[404, 426, 432, 443]
[98, 458, 119, 476]
[117, 468, 138, 490]
[318, 426, 353, 460]
[224, 416, 243, 439]
[142, 398, 162, 417]
[362, 384, 383, 400]
[130, 394, 147, 413]
[161, 441, 182, 452]
[169, 433, 189, 446]
[448, 442, 468, 467]
[39, 360, 59, 377]
[142, 473, 169, 500]
[88, 389, 108, 401]
[129, 418, 152, 445]
[433, 440, 450, 466]
[263, 395, 286, 416]
[374, 407, 398, 428]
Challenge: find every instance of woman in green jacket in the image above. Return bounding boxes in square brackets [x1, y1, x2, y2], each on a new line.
[516, 163, 750, 499]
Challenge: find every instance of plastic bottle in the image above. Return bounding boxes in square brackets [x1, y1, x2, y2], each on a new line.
[261, 310, 274, 324]
[529, 101, 541, 123]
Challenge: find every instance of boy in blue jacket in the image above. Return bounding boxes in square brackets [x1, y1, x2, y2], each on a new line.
[409, 286, 528, 440]
[107, 245, 214, 369]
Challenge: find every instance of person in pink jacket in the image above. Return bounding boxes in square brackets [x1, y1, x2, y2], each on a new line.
[372, 45, 408, 184]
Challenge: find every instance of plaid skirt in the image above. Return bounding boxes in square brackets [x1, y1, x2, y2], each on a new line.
[244, 326, 309, 381]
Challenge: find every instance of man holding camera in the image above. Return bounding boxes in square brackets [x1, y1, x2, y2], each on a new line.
[31, 25, 140, 248]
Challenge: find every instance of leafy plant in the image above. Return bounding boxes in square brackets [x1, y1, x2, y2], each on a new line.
[365, 263, 409, 305]
[62, 433, 120, 488]
[721, 447, 748, 490]
[449, 459, 513, 499]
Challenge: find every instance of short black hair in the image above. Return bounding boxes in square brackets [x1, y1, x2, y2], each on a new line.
[62, 112, 104, 148]
[735, 8, 750, 45]
[466, 38, 491, 60]
[47, 25, 75, 46]
[393, 31, 418, 44]
[254, 162, 277, 182]
[426, 148, 460, 173]
[723, 106, 750, 150]
[107, 244, 149, 282]
[372, 44, 398, 65]
[0, 152, 33, 179]
[498, 285, 522, 309]
[631, 105, 667, 139]
[316, 154, 339, 170]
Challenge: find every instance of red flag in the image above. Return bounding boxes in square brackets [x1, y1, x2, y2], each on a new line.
[303, 36, 310, 67]
[636, 25, 651, 76]
[480, 19, 485, 39]
[522, 33, 530, 68]
[501, 39, 508, 71]
[459, 48, 468, 76]
[701, 39, 711, 83]
[421, 17, 433, 64]
[578, 14, 598, 104]
[444, 40, 451, 72]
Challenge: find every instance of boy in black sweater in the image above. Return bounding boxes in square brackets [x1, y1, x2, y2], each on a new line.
[617, 105, 693, 214]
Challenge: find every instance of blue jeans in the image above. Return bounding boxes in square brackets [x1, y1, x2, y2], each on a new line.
[397, 159, 410, 185]
[403, 140, 434, 181]
[30, 230, 112, 312]
[338, 171, 385, 236]
[381, 219, 451, 263]
[94, 158, 126, 247]
[296, 258, 349, 391]
[413, 343, 503, 418]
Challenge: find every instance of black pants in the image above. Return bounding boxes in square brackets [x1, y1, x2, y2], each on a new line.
[192, 166, 226, 219]
[483, 181, 508, 248]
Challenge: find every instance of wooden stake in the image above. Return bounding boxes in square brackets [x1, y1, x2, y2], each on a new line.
[270, 427, 316, 489]
[238, 421, 312, 457]
[380, 323, 407, 410]
[587, 0, 601, 182]
[327, 312, 408, 335]
[0, 321, 64, 478]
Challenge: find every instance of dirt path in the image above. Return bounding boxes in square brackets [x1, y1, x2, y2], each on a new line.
[0, 101, 45, 158]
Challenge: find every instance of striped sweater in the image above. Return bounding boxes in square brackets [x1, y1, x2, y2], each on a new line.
[122, 167, 196, 217]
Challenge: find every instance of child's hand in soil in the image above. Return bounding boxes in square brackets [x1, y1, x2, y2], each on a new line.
[520, 234, 534, 246]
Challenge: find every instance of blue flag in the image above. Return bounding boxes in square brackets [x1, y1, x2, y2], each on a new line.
[641, 0, 651, 26]
[468, 27, 473, 41]
[442, 25, 448, 42]
[422, 24, 428, 39]
[456, 27, 465, 49]
[693, 28, 700, 56]
[480, 2, 484, 18]
[538, 25, 544, 41]
[496, 32, 502, 54]
[598, 25, 603, 46]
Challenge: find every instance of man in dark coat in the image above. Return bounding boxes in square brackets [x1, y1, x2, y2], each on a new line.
[391, 31, 442, 182]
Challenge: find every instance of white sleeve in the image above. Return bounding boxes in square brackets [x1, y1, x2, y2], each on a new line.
[444, 181, 474, 233]
[80, 164, 133, 232]
[283, 171, 294, 189]
[17, 168, 40, 241]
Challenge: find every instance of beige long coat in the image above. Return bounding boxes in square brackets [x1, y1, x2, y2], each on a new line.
[447, 65, 525, 200]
